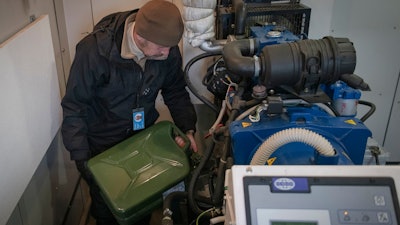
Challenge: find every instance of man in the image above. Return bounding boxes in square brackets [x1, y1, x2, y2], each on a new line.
[61, 1, 197, 224]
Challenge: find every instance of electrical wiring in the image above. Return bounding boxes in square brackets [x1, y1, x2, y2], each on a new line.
[209, 100, 227, 134]
[196, 208, 215, 225]
[235, 104, 259, 121]
[184, 52, 222, 113]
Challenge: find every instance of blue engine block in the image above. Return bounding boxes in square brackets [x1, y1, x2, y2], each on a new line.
[230, 105, 372, 165]
[250, 25, 300, 51]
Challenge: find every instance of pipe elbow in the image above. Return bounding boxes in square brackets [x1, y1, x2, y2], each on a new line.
[199, 40, 226, 53]
[222, 39, 260, 78]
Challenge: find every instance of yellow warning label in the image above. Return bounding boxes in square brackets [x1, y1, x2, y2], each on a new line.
[267, 157, 276, 165]
[344, 119, 357, 125]
[241, 122, 252, 128]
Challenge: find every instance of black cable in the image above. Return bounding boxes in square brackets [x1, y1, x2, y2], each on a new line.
[358, 100, 376, 122]
[184, 52, 222, 113]
[202, 68, 215, 86]
[61, 176, 83, 225]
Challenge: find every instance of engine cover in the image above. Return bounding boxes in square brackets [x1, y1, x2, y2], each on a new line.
[230, 105, 372, 165]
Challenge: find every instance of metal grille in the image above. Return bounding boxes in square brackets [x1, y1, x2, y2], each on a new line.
[216, 2, 311, 39]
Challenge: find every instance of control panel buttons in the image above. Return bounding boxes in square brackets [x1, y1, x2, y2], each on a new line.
[338, 210, 392, 224]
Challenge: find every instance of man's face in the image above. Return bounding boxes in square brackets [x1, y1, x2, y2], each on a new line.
[141, 40, 171, 60]
[134, 31, 171, 60]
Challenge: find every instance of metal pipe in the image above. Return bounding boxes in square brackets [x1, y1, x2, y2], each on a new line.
[199, 39, 227, 53]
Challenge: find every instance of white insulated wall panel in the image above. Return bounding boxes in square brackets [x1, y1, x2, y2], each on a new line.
[0, 15, 62, 224]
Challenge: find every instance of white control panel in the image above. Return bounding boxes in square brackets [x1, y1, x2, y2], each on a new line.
[224, 165, 400, 225]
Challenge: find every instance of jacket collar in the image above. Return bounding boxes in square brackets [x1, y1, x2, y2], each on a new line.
[93, 10, 138, 63]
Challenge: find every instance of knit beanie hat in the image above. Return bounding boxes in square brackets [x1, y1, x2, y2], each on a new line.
[135, 0, 184, 47]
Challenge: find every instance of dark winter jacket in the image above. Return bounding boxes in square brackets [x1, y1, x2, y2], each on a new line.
[61, 10, 197, 161]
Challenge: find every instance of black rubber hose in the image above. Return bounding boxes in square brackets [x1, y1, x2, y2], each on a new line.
[232, 0, 247, 37]
[211, 86, 244, 207]
[211, 109, 239, 207]
[163, 191, 188, 212]
[208, 173, 215, 198]
[184, 52, 222, 113]
[162, 191, 188, 225]
[188, 141, 215, 215]
[222, 39, 259, 78]
[358, 100, 376, 122]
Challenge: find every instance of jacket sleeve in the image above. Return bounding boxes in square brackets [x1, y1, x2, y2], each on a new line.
[61, 37, 97, 161]
[161, 47, 197, 133]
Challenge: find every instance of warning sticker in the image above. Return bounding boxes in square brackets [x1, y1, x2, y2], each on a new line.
[241, 122, 252, 128]
[344, 119, 357, 125]
[267, 157, 276, 165]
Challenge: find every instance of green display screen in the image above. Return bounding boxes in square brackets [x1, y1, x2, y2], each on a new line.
[271, 222, 318, 225]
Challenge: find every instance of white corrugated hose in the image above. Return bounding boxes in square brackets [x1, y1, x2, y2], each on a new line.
[250, 128, 335, 165]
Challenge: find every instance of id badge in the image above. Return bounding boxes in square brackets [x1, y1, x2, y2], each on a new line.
[132, 107, 145, 131]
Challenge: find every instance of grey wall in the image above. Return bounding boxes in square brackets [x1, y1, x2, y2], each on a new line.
[329, 0, 400, 159]
[5, 131, 83, 225]
[0, 0, 68, 96]
[0, 0, 35, 44]
[0, 1, 85, 224]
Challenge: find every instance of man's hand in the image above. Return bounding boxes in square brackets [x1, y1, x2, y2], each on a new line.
[174, 130, 198, 152]
[186, 130, 198, 152]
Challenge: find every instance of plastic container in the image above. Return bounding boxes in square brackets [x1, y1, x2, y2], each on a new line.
[88, 121, 190, 225]
[323, 81, 362, 117]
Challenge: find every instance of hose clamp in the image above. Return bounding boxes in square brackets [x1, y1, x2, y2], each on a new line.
[253, 55, 260, 77]
[249, 38, 255, 55]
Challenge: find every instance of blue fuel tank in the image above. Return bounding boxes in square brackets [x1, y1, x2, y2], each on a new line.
[230, 105, 372, 165]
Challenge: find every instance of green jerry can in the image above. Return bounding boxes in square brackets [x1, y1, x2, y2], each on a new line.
[88, 121, 191, 225]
